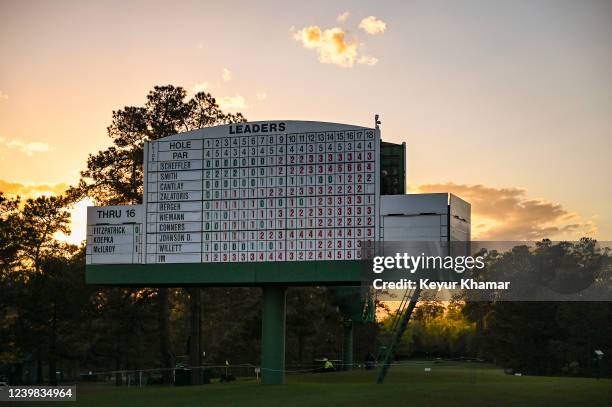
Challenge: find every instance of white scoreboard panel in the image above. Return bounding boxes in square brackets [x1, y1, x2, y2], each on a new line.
[86, 205, 144, 265]
[144, 121, 380, 264]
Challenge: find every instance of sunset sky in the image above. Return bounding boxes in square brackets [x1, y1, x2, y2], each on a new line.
[1, 0, 611, 244]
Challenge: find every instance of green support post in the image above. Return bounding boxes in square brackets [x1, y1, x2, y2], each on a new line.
[342, 320, 354, 371]
[261, 285, 286, 384]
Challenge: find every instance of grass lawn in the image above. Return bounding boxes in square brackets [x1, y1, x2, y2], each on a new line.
[36, 361, 611, 407]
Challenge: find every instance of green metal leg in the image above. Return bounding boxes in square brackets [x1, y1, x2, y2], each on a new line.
[342, 320, 354, 370]
[261, 285, 286, 384]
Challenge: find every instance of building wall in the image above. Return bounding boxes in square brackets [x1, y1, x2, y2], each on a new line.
[380, 193, 471, 243]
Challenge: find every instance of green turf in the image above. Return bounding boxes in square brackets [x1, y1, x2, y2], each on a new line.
[37, 362, 611, 407]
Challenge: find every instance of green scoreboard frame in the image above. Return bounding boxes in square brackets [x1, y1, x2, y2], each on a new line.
[86, 260, 361, 286]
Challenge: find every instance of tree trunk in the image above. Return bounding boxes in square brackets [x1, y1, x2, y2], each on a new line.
[189, 288, 201, 385]
[48, 300, 58, 386]
[297, 333, 304, 370]
[36, 349, 43, 384]
[158, 288, 173, 385]
[115, 343, 121, 386]
[115, 356, 121, 386]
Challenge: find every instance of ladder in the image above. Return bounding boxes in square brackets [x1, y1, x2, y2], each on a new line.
[376, 287, 422, 384]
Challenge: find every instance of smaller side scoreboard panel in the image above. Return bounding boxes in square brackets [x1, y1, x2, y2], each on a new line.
[86, 205, 144, 265]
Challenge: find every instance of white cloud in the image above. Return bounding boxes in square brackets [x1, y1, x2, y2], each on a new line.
[293, 26, 359, 68]
[359, 16, 387, 35]
[337, 11, 350, 22]
[0, 91, 8, 101]
[222, 68, 232, 82]
[358, 55, 378, 66]
[218, 94, 249, 110]
[192, 81, 209, 93]
[0, 137, 53, 156]
[256, 92, 267, 101]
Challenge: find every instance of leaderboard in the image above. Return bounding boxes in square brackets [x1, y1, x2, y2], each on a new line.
[145, 121, 379, 264]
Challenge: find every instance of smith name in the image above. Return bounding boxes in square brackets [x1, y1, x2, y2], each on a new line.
[229, 122, 286, 134]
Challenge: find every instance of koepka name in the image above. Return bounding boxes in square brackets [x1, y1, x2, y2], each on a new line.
[229, 122, 286, 134]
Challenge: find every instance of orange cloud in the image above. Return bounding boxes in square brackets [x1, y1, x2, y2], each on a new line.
[411, 183, 596, 240]
[293, 26, 359, 67]
[359, 16, 387, 35]
[0, 179, 69, 199]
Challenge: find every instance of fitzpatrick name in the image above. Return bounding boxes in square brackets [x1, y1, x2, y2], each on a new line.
[229, 122, 286, 134]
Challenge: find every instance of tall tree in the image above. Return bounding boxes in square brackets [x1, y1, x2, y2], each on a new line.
[19, 195, 70, 273]
[74, 86, 245, 205]
[0, 193, 22, 366]
[73, 85, 246, 383]
[1, 194, 73, 383]
[0, 193, 21, 276]
[22, 246, 86, 385]
[463, 239, 612, 376]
